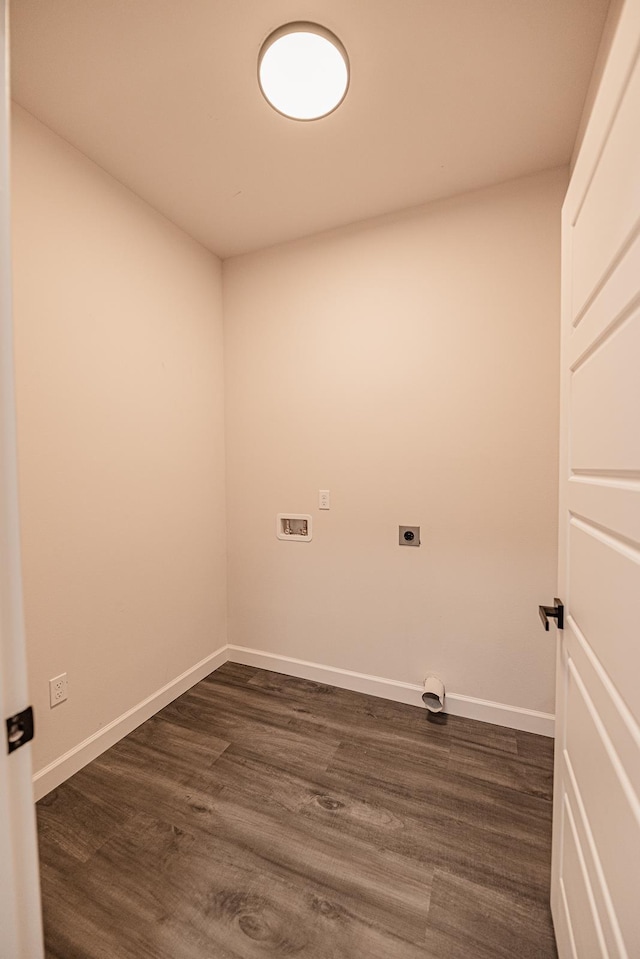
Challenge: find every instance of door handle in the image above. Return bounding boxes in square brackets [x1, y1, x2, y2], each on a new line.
[539, 598, 564, 631]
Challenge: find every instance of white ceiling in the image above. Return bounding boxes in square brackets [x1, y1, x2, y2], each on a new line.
[10, 0, 609, 258]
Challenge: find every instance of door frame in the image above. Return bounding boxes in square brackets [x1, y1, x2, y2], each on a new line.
[0, 1, 45, 954]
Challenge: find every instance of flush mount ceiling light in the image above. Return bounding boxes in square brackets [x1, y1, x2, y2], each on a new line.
[258, 22, 349, 121]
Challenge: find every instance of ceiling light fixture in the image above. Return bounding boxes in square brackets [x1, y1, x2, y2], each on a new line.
[258, 22, 349, 121]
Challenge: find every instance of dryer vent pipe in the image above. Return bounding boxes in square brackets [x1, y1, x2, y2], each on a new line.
[422, 676, 445, 713]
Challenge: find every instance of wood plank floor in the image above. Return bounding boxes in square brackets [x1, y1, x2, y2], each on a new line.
[37, 663, 558, 959]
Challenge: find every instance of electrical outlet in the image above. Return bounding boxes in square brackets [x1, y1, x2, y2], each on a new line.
[399, 525, 421, 546]
[49, 673, 68, 707]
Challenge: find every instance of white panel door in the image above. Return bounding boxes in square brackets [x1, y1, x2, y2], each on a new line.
[551, 2, 640, 957]
[0, 2, 45, 955]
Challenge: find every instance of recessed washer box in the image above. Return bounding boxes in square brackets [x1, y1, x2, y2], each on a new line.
[277, 513, 312, 541]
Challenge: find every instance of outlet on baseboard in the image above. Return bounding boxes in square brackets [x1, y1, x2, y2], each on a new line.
[49, 673, 68, 707]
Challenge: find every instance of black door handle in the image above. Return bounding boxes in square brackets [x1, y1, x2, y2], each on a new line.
[539, 599, 564, 631]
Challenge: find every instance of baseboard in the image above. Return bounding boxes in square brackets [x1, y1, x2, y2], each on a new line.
[227, 645, 555, 738]
[32, 644, 228, 801]
[33, 642, 554, 799]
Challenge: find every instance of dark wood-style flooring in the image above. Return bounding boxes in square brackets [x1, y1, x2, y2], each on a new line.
[37, 663, 558, 958]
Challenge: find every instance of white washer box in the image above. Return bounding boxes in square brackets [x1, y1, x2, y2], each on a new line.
[276, 513, 312, 542]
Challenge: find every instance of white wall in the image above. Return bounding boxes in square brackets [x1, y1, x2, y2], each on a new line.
[11, 105, 227, 779]
[11, 103, 565, 776]
[224, 168, 566, 717]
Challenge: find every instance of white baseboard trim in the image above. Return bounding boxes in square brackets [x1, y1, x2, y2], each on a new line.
[227, 645, 555, 738]
[441, 691, 555, 736]
[32, 644, 228, 801]
[33, 642, 554, 799]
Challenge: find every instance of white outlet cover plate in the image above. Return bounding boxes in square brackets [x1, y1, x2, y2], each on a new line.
[49, 673, 68, 707]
